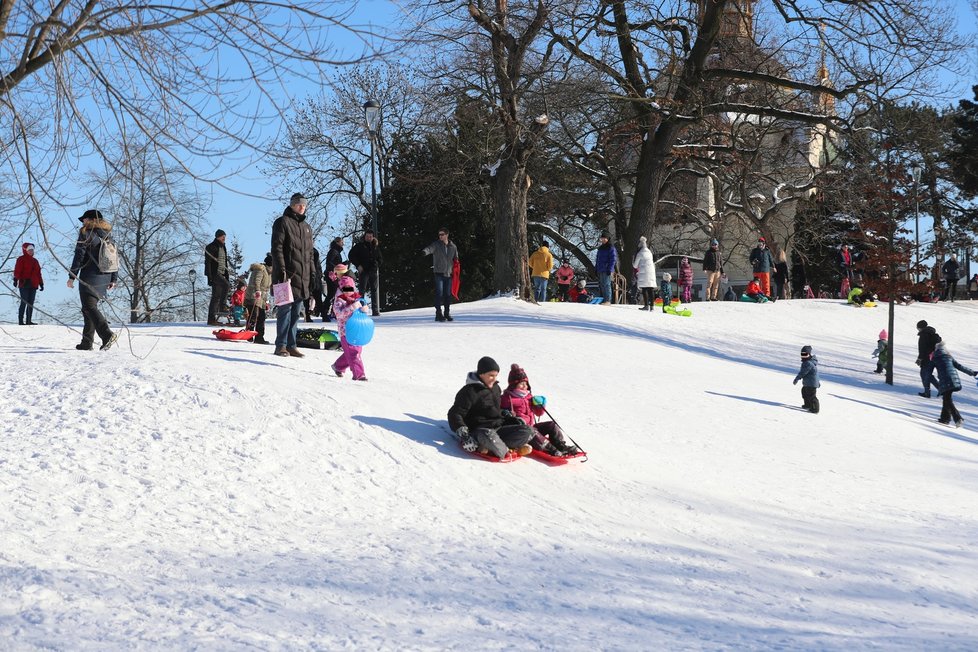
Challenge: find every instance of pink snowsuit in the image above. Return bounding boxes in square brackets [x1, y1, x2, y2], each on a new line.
[332, 285, 368, 380]
[678, 258, 694, 303]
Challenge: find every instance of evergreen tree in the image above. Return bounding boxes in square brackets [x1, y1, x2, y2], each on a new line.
[949, 86, 978, 199]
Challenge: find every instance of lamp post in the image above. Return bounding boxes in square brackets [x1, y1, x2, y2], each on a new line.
[911, 164, 922, 284]
[189, 268, 198, 322]
[363, 98, 381, 311]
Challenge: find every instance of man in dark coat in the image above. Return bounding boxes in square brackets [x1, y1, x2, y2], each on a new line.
[941, 254, 960, 302]
[916, 319, 942, 398]
[304, 247, 324, 322]
[271, 193, 316, 357]
[348, 229, 382, 316]
[701, 238, 722, 301]
[448, 356, 534, 460]
[68, 209, 119, 351]
[748, 237, 775, 298]
[323, 236, 345, 321]
[204, 229, 229, 326]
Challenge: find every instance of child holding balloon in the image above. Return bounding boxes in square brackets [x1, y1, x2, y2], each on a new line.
[330, 274, 371, 381]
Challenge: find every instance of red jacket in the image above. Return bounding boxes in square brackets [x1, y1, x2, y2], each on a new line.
[568, 285, 589, 302]
[13, 243, 43, 289]
[231, 287, 246, 307]
[555, 263, 575, 286]
[746, 279, 762, 296]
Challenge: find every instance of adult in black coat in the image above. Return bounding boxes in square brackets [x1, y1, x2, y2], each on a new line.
[447, 357, 534, 460]
[204, 229, 230, 325]
[304, 247, 324, 322]
[915, 320, 942, 398]
[67, 209, 119, 351]
[941, 255, 960, 302]
[348, 229, 382, 316]
[271, 193, 316, 357]
[323, 237, 344, 321]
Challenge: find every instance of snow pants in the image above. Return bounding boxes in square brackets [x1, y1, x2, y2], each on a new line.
[753, 272, 771, 298]
[940, 391, 962, 424]
[801, 386, 819, 414]
[333, 336, 366, 380]
[472, 423, 534, 459]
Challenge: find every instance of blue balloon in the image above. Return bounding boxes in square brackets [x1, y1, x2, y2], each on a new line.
[345, 310, 375, 346]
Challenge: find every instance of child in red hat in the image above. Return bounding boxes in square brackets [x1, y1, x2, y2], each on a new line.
[500, 364, 578, 456]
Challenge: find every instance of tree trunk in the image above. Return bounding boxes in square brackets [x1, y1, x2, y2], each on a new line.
[492, 157, 531, 296]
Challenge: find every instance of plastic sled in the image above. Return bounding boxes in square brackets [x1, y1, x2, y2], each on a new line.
[588, 296, 605, 304]
[664, 305, 692, 317]
[528, 448, 588, 465]
[213, 328, 258, 341]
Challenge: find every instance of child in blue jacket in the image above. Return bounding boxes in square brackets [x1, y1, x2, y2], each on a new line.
[660, 272, 673, 313]
[793, 345, 820, 413]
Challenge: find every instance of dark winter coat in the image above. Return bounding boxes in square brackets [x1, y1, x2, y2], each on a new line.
[349, 238, 383, 275]
[774, 261, 789, 285]
[702, 248, 722, 272]
[311, 248, 324, 296]
[69, 218, 118, 298]
[448, 373, 505, 431]
[749, 245, 774, 273]
[595, 241, 618, 275]
[204, 239, 228, 285]
[942, 259, 960, 281]
[794, 355, 821, 388]
[932, 343, 976, 395]
[917, 326, 942, 363]
[325, 241, 344, 278]
[271, 205, 316, 301]
[14, 243, 43, 289]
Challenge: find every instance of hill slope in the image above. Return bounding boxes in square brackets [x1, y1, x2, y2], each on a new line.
[2, 297, 977, 650]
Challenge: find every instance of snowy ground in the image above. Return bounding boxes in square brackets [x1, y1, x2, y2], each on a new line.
[2, 297, 977, 650]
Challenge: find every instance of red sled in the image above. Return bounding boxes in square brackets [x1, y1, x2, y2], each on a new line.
[468, 447, 522, 463]
[213, 329, 258, 341]
[528, 448, 588, 465]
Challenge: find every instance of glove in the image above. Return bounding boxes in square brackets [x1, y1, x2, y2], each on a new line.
[973, 372, 978, 377]
[793, 379, 798, 385]
[456, 426, 477, 452]
[500, 409, 513, 418]
[39, 284, 44, 291]
[531, 395, 547, 408]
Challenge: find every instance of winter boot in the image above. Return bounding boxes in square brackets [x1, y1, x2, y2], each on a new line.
[435, 308, 445, 322]
[444, 306, 454, 322]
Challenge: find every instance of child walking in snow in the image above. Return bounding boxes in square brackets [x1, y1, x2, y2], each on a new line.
[793, 345, 820, 413]
[931, 341, 978, 427]
[330, 274, 370, 381]
[872, 329, 889, 374]
[500, 364, 579, 457]
[660, 272, 673, 312]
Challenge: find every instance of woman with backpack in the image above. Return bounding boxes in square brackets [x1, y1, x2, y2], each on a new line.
[67, 209, 118, 351]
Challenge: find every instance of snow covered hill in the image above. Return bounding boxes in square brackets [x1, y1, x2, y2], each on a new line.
[2, 297, 977, 650]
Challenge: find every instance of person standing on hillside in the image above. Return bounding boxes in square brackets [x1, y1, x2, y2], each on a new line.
[204, 229, 229, 326]
[773, 250, 790, 301]
[348, 229, 382, 317]
[941, 254, 960, 302]
[13, 242, 44, 325]
[323, 236, 344, 321]
[793, 345, 820, 413]
[527, 240, 554, 302]
[554, 259, 575, 302]
[67, 209, 118, 351]
[748, 237, 775, 298]
[633, 236, 657, 310]
[678, 256, 694, 303]
[245, 254, 273, 344]
[595, 230, 618, 304]
[916, 320, 942, 398]
[702, 238, 722, 301]
[422, 227, 459, 322]
[271, 193, 316, 358]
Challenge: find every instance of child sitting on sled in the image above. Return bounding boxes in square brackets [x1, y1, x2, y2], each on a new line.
[500, 364, 579, 457]
[742, 278, 769, 303]
[568, 278, 590, 303]
[230, 279, 247, 325]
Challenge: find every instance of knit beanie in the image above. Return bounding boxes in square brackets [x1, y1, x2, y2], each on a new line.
[339, 275, 356, 289]
[916, 320, 927, 329]
[334, 263, 349, 276]
[215, 229, 226, 238]
[507, 364, 529, 388]
[264, 253, 273, 266]
[477, 356, 500, 375]
[800, 345, 813, 358]
[879, 329, 888, 341]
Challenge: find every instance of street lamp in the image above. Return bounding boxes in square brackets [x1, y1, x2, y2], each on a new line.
[911, 164, 922, 283]
[363, 98, 381, 312]
[189, 268, 198, 322]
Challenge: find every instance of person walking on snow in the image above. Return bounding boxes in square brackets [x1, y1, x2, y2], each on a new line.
[749, 237, 775, 298]
[555, 259, 574, 301]
[702, 238, 722, 301]
[595, 230, 618, 304]
[421, 227, 459, 322]
[633, 236, 657, 310]
[448, 356, 534, 460]
[271, 193, 317, 358]
[678, 256, 694, 303]
[500, 364, 579, 457]
[68, 209, 118, 351]
[793, 345, 820, 413]
[941, 254, 960, 302]
[13, 242, 44, 325]
[348, 229, 382, 316]
[931, 341, 977, 427]
[329, 274, 370, 381]
[916, 320, 942, 398]
[527, 241, 554, 302]
[872, 329, 889, 374]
